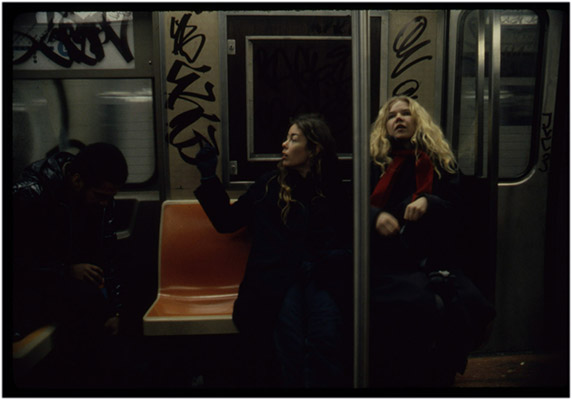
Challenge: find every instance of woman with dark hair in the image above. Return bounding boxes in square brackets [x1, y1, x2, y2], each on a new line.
[193, 114, 352, 388]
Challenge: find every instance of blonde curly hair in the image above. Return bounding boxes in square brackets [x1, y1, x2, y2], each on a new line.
[370, 96, 457, 178]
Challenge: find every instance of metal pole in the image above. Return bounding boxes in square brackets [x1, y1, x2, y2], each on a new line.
[351, 9, 371, 389]
[154, 11, 170, 201]
[475, 10, 486, 177]
[487, 10, 500, 299]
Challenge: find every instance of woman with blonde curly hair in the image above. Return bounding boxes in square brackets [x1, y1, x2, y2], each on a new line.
[368, 96, 494, 388]
[193, 114, 352, 388]
[370, 96, 459, 245]
[370, 95, 456, 176]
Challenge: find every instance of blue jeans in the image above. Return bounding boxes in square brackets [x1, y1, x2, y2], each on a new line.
[273, 281, 346, 388]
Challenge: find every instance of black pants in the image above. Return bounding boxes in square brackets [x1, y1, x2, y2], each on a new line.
[273, 281, 348, 388]
[13, 272, 120, 388]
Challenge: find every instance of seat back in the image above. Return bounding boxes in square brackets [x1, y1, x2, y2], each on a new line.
[159, 200, 251, 296]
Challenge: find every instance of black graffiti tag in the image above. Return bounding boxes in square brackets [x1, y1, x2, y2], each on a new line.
[13, 12, 133, 67]
[170, 13, 206, 64]
[167, 60, 217, 107]
[167, 14, 219, 165]
[539, 112, 553, 173]
[391, 16, 433, 98]
[167, 60, 220, 162]
[252, 43, 352, 148]
[309, 19, 351, 35]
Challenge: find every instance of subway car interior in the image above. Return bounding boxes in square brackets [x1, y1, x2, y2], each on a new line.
[5, 3, 570, 396]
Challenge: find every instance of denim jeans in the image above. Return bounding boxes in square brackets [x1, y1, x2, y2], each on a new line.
[273, 280, 346, 388]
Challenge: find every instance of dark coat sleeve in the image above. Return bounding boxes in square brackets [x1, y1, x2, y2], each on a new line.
[369, 163, 385, 232]
[194, 173, 273, 234]
[422, 169, 461, 220]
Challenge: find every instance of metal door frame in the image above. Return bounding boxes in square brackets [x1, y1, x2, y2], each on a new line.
[218, 10, 353, 189]
[447, 8, 563, 352]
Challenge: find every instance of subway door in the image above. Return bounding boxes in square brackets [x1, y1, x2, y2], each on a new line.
[447, 9, 564, 353]
[222, 12, 354, 187]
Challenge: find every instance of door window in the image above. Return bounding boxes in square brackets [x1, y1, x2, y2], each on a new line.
[454, 10, 544, 180]
[225, 13, 353, 184]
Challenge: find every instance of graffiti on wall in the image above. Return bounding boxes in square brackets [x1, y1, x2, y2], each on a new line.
[251, 39, 352, 155]
[12, 11, 134, 70]
[539, 112, 553, 173]
[166, 13, 220, 165]
[390, 15, 433, 99]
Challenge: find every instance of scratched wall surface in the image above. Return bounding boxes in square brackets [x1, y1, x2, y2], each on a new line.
[164, 11, 221, 199]
[387, 11, 439, 117]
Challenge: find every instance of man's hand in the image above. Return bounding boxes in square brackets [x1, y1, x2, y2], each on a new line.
[104, 316, 119, 336]
[70, 263, 104, 287]
[375, 212, 400, 237]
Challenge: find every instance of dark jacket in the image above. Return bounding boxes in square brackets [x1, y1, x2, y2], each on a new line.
[12, 152, 121, 337]
[368, 158, 495, 379]
[195, 170, 352, 337]
[369, 158, 461, 276]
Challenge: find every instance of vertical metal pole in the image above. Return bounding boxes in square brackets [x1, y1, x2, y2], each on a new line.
[154, 11, 170, 201]
[487, 10, 501, 298]
[449, 11, 463, 156]
[351, 10, 371, 389]
[218, 12, 231, 187]
[488, 10, 500, 182]
[475, 10, 486, 177]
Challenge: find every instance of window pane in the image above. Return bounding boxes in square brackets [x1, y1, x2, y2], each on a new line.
[498, 10, 541, 178]
[456, 10, 542, 179]
[249, 37, 352, 159]
[12, 79, 155, 185]
[457, 10, 481, 176]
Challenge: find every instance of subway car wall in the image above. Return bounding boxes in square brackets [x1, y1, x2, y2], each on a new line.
[7, 5, 569, 393]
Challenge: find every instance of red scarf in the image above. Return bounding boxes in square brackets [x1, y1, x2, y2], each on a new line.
[370, 150, 434, 208]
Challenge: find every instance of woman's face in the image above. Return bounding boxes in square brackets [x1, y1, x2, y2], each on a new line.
[281, 123, 313, 176]
[386, 100, 416, 143]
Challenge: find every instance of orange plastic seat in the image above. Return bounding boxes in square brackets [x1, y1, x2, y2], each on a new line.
[143, 200, 250, 335]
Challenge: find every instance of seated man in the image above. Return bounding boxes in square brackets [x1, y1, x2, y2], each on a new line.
[12, 143, 128, 356]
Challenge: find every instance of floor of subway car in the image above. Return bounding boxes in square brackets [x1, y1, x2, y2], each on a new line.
[9, 335, 568, 396]
[9, 334, 247, 394]
[453, 351, 568, 389]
